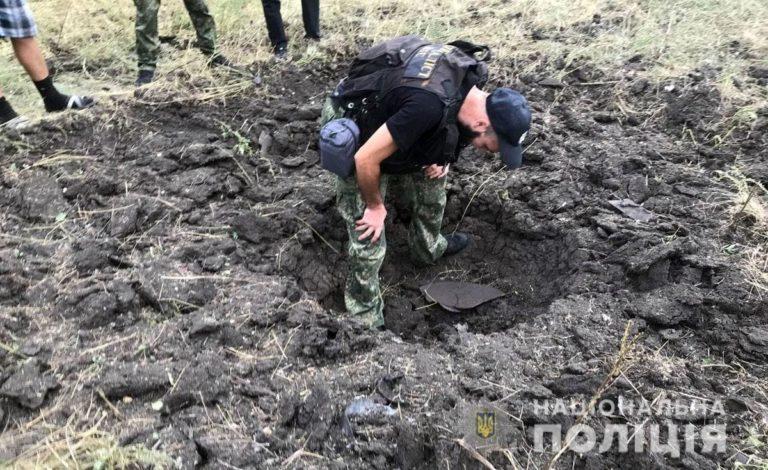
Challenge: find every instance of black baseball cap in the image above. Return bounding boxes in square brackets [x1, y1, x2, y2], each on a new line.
[486, 88, 532, 169]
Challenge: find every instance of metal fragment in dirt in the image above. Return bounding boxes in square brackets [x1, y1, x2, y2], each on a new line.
[420, 281, 505, 312]
[344, 397, 397, 420]
[608, 199, 656, 222]
[538, 77, 565, 88]
[341, 397, 397, 436]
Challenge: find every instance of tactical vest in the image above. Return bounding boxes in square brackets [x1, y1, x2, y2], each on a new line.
[331, 35, 490, 166]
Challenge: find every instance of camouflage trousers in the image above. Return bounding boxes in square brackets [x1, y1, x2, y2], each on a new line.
[322, 97, 448, 328]
[336, 172, 448, 329]
[134, 0, 217, 71]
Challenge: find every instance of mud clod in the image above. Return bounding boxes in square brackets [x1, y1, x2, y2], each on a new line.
[17, 174, 69, 222]
[738, 326, 768, 360]
[625, 238, 699, 275]
[136, 261, 217, 314]
[154, 427, 201, 468]
[163, 356, 227, 412]
[177, 143, 233, 167]
[629, 286, 703, 326]
[76, 291, 119, 329]
[99, 362, 171, 399]
[290, 312, 376, 360]
[169, 168, 229, 202]
[110, 200, 140, 238]
[71, 241, 119, 274]
[188, 312, 221, 336]
[0, 359, 58, 409]
[231, 213, 282, 244]
[546, 374, 604, 397]
[279, 385, 336, 451]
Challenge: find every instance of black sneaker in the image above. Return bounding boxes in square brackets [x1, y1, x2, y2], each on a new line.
[207, 53, 236, 69]
[135, 70, 154, 87]
[443, 232, 471, 256]
[305, 34, 322, 42]
[274, 44, 289, 60]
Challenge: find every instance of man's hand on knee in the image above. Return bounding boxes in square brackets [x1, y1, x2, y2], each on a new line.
[424, 164, 449, 179]
[355, 204, 387, 243]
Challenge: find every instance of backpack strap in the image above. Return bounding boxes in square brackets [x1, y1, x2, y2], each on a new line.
[447, 40, 492, 62]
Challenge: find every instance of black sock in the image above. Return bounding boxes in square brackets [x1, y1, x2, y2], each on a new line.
[33, 75, 70, 112]
[0, 97, 19, 124]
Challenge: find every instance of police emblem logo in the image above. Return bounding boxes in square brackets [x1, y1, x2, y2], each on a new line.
[475, 411, 495, 439]
[461, 403, 509, 450]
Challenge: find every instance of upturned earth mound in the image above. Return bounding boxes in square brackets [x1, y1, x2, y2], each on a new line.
[1, 58, 766, 468]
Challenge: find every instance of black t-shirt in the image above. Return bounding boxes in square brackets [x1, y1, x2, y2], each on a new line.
[356, 87, 447, 174]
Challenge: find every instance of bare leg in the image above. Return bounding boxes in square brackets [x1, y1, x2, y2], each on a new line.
[9, 37, 93, 112]
[10, 37, 49, 81]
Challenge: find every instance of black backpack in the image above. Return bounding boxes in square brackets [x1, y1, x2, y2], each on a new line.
[331, 35, 491, 116]
[329, 35, 492, 166]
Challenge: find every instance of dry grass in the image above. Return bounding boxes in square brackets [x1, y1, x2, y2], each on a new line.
[719, 168, 768, 228]
[717, 168, 768, 297]
[743, 245, 768, 298]
[2, 414, 171, 469]
[1, 0, 766, 118]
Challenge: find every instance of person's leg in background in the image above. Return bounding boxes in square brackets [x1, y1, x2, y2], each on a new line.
[301, 0, 320, 40]
[11, 37, 93, 112]
[183, 0, 239, 68]
[11, 36, 47, 81]
[133, 0, 160, 85]
[1, 0, 91, 117]
[182, 0, 216, 56]
[260, 0, 288, 57]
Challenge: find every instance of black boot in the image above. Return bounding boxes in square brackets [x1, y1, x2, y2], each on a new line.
[135, 70, 155, 87]
[207, 53, 237, 69]
[443, 232, 471, 256]
[273, 43, 289, 60]
[0, 97, 19, 124]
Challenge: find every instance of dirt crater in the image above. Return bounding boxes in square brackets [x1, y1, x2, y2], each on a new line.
[1, 62, 766, 469]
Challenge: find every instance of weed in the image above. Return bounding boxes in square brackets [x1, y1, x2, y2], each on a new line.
[2, 0, 765, 123]
[3, 418, 172, 469]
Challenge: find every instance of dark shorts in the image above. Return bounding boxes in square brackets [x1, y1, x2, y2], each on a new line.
[0, 0, 37, 38]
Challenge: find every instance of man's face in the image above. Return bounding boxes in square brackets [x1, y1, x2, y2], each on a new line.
[471, 130, 500, 153]
[458, 120, 501, 154]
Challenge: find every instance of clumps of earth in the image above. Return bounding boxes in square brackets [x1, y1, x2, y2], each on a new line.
[0, 55, 766, 469]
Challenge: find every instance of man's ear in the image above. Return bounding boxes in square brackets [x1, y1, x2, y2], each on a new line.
[474, 118, 491, 133]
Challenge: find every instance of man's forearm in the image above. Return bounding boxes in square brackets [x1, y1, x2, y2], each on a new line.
[356, 159, 383, 208]
[353, 123, 398, 208]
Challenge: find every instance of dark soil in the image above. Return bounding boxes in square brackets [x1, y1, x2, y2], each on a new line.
[1, 56, 767, 469]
